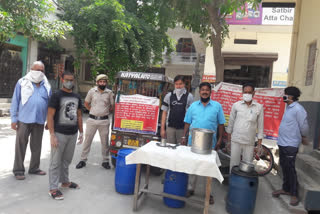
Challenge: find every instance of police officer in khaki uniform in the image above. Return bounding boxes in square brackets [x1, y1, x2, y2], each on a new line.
[76, 74, 114, 169]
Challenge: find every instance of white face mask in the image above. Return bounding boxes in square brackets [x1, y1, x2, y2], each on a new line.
[174, 88, 185, 97]
[29, 70, 45, 83]
[243, 93, 253, 102]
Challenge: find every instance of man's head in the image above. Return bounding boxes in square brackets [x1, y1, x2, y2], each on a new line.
[62, 71, 74, 90]
[242, 83, 255, 103]
[284, 86, 301, 103]
[96, 74, 108, 91]
[174, 75, 185, 89]
[31, 61, 45, 73]
[199, 82, 211, 103]
[28, 61, 45, 83]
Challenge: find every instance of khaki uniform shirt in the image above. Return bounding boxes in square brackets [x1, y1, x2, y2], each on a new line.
[226, 100, 264, 145]
[85, 87, 114, 116]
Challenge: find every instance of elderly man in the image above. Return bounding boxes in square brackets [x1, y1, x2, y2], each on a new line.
[10, 61, 51, 180]
[161, 75, 193, 144]
[272, 86, 309, 206]
[226, 83, 264, 172]
[76, 74, 114, 170]
[47, 71, 83, 200]
[182, 82, 226, 204]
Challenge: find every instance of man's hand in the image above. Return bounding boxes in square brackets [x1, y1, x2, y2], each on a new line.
[11, 122, 18, 130]
[50, 134, 59, 148]
[45, 123, 49, 130]
[77, 133, 84, 145]
[214, 139, 222, 151]
[302, 136, 309, 145]
[181, 137, 187, 145]
[255, 143, 263, 156]
[160, 129, 166, 139]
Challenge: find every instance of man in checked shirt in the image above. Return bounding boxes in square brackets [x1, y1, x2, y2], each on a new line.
[226, 83, 264, 172]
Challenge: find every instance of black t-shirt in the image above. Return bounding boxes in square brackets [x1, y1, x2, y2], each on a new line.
[48, 90, 82, 135]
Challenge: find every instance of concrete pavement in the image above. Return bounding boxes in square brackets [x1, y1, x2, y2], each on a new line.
[0, 116, 290, 214]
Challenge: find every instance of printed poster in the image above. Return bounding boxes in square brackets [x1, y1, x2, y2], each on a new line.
[211, 82, 286, 140]
[114, 94, 160, 135]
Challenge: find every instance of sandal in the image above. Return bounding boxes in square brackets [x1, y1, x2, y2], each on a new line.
[186, 190, 194, 197]
[15, 173, 25, 180]
[29, 169, 46, 175]
[61, 182, 80, 189]
[49, 190, 64, 200]
[272, 189, 290, 198]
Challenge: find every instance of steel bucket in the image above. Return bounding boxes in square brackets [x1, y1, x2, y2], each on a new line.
[191, 128, 215, 154]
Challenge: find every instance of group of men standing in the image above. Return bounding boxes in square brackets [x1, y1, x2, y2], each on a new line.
[10, 61, 114, 200]
[160, 76, 308, 206]
[10, 63, 309, 205]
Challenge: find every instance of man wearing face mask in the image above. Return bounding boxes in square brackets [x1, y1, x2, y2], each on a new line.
[76, 74, 114, 170]
[10, 61, 51, 180]
[161, 75, 193, 144]
[272, 86, 309, 206]
[182, 82, 226, 204]
[226, 83, 264, 173]
[47, 71, 83, 200]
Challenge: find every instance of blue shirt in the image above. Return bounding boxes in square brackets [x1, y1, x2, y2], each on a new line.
[184, 100, 226, 148]
[10, 80, 51, 124]
[278, 102, 309, 148]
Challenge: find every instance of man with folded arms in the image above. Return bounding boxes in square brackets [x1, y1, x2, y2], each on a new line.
[76, 74, 114, 170]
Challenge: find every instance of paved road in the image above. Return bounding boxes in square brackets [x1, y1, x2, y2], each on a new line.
[0, 116, 290, 214]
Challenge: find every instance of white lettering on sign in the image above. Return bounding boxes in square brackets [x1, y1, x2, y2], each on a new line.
[120, 72, 151, 79]
[262, 7, 294, 25]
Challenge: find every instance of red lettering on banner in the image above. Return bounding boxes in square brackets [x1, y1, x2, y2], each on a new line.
[211, 83, 285, 140]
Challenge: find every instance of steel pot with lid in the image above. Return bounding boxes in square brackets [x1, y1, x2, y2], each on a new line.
[191, 128, 215, 154]
[239, 160, 255, 173]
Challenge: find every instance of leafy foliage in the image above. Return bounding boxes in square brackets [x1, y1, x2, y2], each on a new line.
[0, 0, 72, 44]
[165, 0, 262, 82]
[58, 0, 176, 81]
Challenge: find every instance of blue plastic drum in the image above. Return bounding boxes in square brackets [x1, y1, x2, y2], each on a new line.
[226, 166, 259, 214]
[163, 170, 189, 208]
[114, 148, 136, 194]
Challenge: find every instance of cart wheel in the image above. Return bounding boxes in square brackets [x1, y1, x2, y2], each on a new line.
[253, 143, 274, 176]
[150, 166, 164, 176]
[111, 156, 117, 168]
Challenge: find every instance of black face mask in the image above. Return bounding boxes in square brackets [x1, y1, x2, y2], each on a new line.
[201, 97, 210, 103]
[98, 85, 106, 90]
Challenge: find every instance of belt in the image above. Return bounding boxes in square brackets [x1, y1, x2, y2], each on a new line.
[89, 114, 108, 120]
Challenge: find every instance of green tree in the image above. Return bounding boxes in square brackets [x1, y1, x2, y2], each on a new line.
[58, 0, 176, 81]
[166, 0, 261, 82]
[0, 0, 72, 50]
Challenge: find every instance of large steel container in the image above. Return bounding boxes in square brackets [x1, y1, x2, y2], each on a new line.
[191, 128, 215, 154]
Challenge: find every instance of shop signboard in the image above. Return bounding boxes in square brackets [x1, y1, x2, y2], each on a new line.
[202, 75, 216, 83]
[114, 94, 159, 135]
[211, 82, 285, 140]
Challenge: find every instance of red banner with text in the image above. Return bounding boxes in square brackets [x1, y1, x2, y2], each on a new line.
[114, 94, 160, 135]
[211, 82, 285, 140]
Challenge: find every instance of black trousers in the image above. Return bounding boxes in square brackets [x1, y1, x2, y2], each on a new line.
[278, 145, 299, 197]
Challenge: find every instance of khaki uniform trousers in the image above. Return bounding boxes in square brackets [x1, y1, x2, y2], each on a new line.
[80, 118, 110, 162]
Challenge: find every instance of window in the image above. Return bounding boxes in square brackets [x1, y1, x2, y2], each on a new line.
[176, 38, 196, 53]
[305, 41, 317, 86]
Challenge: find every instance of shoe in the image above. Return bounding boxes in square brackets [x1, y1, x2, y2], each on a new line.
[186, 190, 194, 197]
[290, 196, 299, 206]
[272, 189, 290, 198]
[209, 195, 214, 205]
[28, 169, 46, 175]
[102, 162, 111, 169]
[76, 161, 86, 169]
